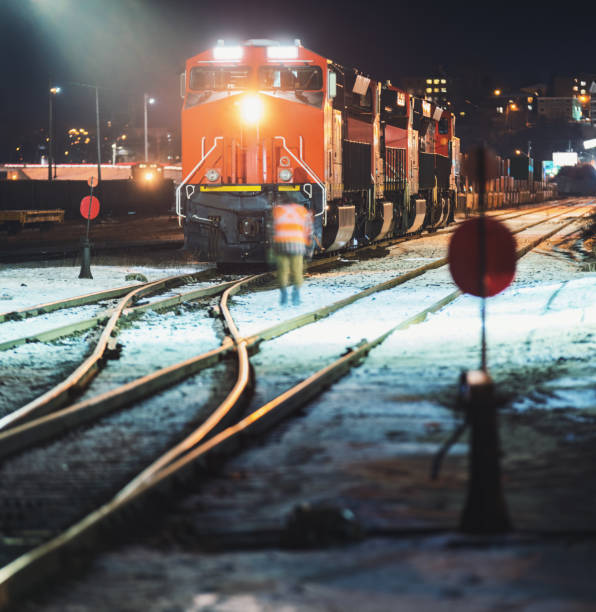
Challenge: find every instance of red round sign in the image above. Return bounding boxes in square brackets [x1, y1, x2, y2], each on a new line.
[80, 195, 100, 220]
[448, 217, 516, 297]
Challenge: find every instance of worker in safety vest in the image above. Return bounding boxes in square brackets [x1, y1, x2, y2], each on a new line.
[272, 199, 313, 305]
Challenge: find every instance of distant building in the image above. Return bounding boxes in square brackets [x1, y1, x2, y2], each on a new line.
[398, 73, 452, 108]
[551, 74, 596, 97]
[537, 97, 582, 122]
[551, 75, 595, 122]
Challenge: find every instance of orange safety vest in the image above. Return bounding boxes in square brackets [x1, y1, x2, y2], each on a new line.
[272, 203, 312, 249]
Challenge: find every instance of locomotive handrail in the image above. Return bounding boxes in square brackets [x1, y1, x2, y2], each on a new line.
[274, 135, 327, 224]
[175, 136, 223, 225]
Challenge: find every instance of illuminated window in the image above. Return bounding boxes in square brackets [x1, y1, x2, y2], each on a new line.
[440, 79, 446, 84]
[434, 88, 439, 92]
[496, 106, 504, 113]
[527, 105, 533, 110]
[426, 87, 433, 92]
[441, 88, 446, 92]
[259, 66, 322, 90]
[573, 86, 579, 91]
[189, 66, 250, 90]
[581, 89, 586, 94]
[433, 79, 439, 84]
[581, 81, 586, 86]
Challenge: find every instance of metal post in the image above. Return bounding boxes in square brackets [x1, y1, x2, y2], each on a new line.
[144, 93, 149, 162]
[477, 147, 487, 371]
[79, 179, 94, 279]
[459, 147, 511, 533]
[459, 370, 511, 533]
[48, 84, 53, 181]
[95, 86, 102, 184]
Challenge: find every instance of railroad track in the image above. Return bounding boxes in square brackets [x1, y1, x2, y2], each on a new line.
[0, 200, 589, 447]
[0, 200, 592, 608]
[0, 268, 251, 424]
[0, 201, 591, 456]
[0, 200, 582, 431]
[0, 198, 574, 352]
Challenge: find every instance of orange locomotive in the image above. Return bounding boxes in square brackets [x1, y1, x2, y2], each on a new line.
[177, 39, 459, 262]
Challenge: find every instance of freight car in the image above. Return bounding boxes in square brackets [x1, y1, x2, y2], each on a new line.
[176, 39, 459, 262]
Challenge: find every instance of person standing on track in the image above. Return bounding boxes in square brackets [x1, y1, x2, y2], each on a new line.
[272, 197, 313, 305]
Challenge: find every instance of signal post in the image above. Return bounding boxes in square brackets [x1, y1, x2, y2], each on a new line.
[448, 147, 515, 533]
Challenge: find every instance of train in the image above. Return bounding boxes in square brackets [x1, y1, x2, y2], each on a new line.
[130, 162, 165, 186]
[175, 39, 458, 262]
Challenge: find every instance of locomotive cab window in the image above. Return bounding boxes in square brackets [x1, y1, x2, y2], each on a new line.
[258, 66, 322, 90]
[438, 117, 449, 134]
[189, 66, 251, 90]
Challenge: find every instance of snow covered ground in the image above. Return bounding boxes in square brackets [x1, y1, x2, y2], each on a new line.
[3, 204, 596, 610]
[0, 263, 205, 311]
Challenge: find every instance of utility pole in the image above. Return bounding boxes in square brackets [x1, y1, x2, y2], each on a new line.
[95, 86, 102, 184]
[48, 83, 61, 180]
[144, 93, 155, 161]
[48, 84, 53, 181]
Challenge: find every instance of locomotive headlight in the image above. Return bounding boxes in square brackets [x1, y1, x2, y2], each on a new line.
[144, 171, 154, 181]
[240, 94, 264, 124]
[278, 168, 293, 182]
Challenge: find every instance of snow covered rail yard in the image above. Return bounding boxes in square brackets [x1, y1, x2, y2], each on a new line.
[3, 201, 584, 460]
[0, 200, 594, 609]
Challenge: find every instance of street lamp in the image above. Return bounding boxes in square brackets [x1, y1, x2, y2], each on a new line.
[58, 82, 103, 182]
[144, 93, 155, 161]
[48, 85, 61, 180]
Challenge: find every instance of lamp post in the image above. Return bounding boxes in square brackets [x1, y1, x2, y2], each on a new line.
[59, 82, 103, 182]
[95, 85, 102, 183]
[48, 85, 61, 180]
[144, 93, 155, 161]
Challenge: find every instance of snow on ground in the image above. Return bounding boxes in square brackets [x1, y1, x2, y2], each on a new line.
[0, 277, 220, 345]
[0, 262, 213, 413]
[76, 306, 223, 402]
[5, 205, 596, 611]
[0, 263, 206, 311]
[166, 210, 596, 536]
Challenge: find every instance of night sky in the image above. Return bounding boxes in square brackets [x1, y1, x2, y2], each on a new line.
[1, 0, 594, 161]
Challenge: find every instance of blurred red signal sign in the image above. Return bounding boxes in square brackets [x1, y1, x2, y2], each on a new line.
[80, 195, 100, 220]
[448, 217, 516, 297]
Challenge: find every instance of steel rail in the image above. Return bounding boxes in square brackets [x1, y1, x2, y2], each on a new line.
[0, 278, 272, 457]
[0, 205, 592, 608]
[0, 276, 265, 463]
[0, 269, 218, 352]
[0, 276, 203, 324]
[118, 203, 596, 496]
[114, 274, 266, 497]
[0, 254, 452, 456]
[0, 204, 590, 455]
[0, 274, 238, 431]
[0, 244, 377, 353]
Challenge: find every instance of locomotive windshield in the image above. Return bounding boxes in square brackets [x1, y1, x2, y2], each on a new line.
[258, 66, 322, 90]
[189, 66, 251, 90]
